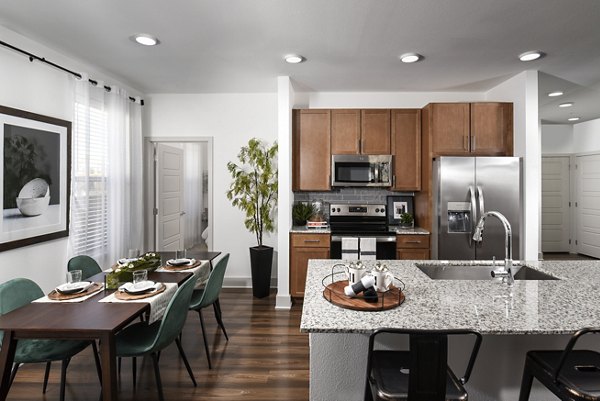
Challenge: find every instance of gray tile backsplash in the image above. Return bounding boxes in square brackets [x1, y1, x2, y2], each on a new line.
[294, 189, 414, 218]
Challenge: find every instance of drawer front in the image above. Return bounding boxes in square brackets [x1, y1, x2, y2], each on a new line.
[291, 233, 331, 248]
[396, 234, 430, 249]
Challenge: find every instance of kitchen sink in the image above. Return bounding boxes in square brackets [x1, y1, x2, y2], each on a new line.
[415, 263, 558, 281]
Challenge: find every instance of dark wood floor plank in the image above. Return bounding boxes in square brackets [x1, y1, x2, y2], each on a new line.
[5, 289, 309, 401]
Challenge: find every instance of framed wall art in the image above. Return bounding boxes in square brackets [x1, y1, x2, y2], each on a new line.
[0, 105, 71, 251]
[386, 195, 414, 226]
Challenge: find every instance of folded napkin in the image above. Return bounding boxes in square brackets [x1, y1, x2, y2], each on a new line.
[98, 282, 177, 323]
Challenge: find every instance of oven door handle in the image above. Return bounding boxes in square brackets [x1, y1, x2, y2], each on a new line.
[331, 235, 396, 242]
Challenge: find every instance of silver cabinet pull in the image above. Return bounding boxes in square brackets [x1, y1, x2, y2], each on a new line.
[304, 239, 321, 243]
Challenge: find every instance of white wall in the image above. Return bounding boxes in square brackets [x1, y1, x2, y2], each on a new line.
[574, 118, 600, 153]
[145, 93, 278, 287]
[486, 71, 540, 260]
[542, 124, 574, 154]
[0, 24, 142, 292]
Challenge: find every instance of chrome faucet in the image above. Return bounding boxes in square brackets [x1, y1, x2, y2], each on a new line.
[473, 211, 514, 285]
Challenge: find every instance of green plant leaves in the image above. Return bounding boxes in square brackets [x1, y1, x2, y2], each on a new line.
[226, 138, 278, 246]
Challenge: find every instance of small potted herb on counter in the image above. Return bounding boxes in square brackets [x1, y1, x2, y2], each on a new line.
[292, 202, 315, 226]
[399, 212, 414, 228]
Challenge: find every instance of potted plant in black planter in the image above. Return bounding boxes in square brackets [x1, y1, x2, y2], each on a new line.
[226, 138, 278, 298]
[292, 202, 315, 226]
[399, 212, 414, 228]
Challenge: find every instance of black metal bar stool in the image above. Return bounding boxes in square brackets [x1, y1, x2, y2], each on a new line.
[364, 328, 482, 401]
[519, 327, 600, 400]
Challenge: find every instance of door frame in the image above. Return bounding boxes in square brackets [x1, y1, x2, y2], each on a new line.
[144, 137, 214, 252]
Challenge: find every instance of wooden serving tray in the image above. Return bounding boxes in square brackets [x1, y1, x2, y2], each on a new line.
[323, 280, 404, 311]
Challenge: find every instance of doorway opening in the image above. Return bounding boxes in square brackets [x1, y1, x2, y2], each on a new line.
[144, 138, 213, 252]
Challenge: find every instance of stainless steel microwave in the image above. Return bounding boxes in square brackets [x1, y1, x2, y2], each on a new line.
[331, 154, 393, 187]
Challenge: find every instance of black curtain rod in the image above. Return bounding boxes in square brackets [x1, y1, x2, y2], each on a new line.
[0, 39, 144, 106]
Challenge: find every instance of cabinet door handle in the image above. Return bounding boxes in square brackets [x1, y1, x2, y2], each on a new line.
[304, 239, 321, 243]
[471, 135, 476, 151]
[405, 240, 422, 244]
[463, 135, 469, 151]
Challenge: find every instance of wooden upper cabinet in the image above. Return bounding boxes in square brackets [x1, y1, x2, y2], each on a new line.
[361, 109, 391, 154]
[429, 103, 471, 155]
[331, 109, 360, 154]
[391, 109, 421, 191]
[470, 103, 513, 155]
[426, 102, 513, 156]
[330, 109, 391, 155]
[292, 109, 331, 191]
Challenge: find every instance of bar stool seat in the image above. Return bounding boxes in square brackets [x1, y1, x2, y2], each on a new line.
[519, 327, 600, 401]
[365, 328, 482, 401]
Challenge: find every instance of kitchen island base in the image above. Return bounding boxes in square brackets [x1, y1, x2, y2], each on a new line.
[309, 332, 592, 401]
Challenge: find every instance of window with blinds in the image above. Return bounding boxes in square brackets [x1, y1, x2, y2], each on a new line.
[71, 102, 109, 256]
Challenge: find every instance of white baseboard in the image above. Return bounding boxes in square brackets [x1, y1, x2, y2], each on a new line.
[223, 276, 278, 288]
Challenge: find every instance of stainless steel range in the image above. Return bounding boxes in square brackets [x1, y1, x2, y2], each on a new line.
[329, 203, 396, 260]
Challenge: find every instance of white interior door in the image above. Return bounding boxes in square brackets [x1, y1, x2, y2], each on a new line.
[155, 143, 184, 251]
[541, 156, 570, 252]
[577, 154, 600, 258]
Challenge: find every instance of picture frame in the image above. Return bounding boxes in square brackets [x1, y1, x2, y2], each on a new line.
[0, 105, 71, 252]
[386, 195, 414, 226]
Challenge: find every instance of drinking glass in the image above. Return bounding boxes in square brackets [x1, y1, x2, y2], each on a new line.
[176, 248, 187, 260]
[132, 270, 148, 288]
[67, 270, 82, 284]
[127, 249, 139, 259]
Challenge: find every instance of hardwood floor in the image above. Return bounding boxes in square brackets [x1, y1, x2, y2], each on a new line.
[6, 289, 309, 401]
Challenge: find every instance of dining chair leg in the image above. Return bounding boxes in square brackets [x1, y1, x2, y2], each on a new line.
[9, 362, 19, 387]
[518, 358, 534, 401]
[151, 353, 165, 401]
[132, 357, 137, 389]
[91, 341, 102, 384]
[43, 361, 51, 393]
[59, 358, 70, 401]
[175, 337, 197, 387]
[197, 309, 212, 369]
[213, 300, 229, 341]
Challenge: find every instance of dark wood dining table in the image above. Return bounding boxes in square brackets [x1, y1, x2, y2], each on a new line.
[0, 250, 222, 401]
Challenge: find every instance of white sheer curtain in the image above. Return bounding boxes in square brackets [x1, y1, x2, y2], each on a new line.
[68, 75, 143, 266]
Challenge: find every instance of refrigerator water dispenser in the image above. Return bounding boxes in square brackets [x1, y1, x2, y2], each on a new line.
[447, 202, 471, 233]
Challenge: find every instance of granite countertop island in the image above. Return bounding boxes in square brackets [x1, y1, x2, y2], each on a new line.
[301, 259, 600, 335]
[301, 259, 600, 401]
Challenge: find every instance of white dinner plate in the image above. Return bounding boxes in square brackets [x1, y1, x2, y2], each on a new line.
[56, 281, 93, 295]
[167, 258, 193, 266]
[119, 281, 157, 294]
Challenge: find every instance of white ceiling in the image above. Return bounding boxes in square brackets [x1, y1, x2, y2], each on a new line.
[0, 0, 599, 124]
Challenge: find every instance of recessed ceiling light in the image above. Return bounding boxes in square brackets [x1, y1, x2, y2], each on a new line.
[284, 54, 305, 64]
[131, 34, 159, 46]
[399, 53, 423, 63]
[519, 50, 544, 62]
[559, 102, 574, 108]
[548, 91, 563, 97]
[568, 117, 580, 121]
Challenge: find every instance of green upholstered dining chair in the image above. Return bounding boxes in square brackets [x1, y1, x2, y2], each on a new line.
[67, 255, 102, 280]
[0, 278, 101, 401]
[188, 253, 230, 369]
[115, 274, 198, 401]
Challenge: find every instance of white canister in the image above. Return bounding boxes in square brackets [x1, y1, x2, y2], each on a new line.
[372, 264, 394, 292]
[347, 262, 367, 285]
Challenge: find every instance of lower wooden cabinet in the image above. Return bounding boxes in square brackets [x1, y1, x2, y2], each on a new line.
[290, 233, 330, 297]
[396, 234, 430, 260]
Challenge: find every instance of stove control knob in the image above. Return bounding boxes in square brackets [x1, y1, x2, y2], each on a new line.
[381, 207, 385, 214]
[375, 208, 380, 213]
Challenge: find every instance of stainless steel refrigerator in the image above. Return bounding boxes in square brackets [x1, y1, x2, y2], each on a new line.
[431, 156, 522, 260]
